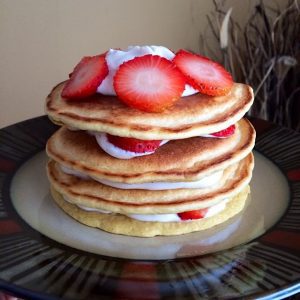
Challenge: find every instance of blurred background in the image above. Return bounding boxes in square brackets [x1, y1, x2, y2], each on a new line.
[0, 0, 298, 130]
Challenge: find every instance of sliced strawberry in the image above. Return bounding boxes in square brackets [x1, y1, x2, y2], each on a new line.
[178, 208, 209, 220]
[107, 134, 162, 153]
[113, 54, 185, 112]
[68, 52, 107, 79]
[173, 49, 233, 96]
[211, 124, 236, 137]
[62, 54, 108, 99]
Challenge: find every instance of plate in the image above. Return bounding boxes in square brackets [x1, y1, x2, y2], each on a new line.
[0, 116, 300, 299]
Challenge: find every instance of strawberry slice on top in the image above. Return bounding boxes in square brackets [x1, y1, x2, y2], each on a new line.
[211, 124, 236, 138]
[62, 54, 108, 99]
[113, 54, 186, 112]
[178, 208, 209, 220]
[173, 50, 233, 96]
[107, 134, 162, 153]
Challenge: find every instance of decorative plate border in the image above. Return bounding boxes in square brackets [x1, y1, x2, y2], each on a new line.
[0, 116, 299, 300]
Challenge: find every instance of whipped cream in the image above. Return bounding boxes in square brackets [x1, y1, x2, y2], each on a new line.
[92, 131, 168, 159]
[78, 129, 230, 160]
[59, 163, 223, 190]
[60, 165, 89, 179]
[129, 213, 181, 222]
[201, 134, 225, 138]
[63, 195, 228, 222]
[90, 129, 231, 160]
[96, 171, 223, 190]
[97, 46, 198, 97]
[127, 200, 227, 222]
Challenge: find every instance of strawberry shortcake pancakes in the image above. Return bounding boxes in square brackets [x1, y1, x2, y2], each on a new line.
[45, 45, 255, 237]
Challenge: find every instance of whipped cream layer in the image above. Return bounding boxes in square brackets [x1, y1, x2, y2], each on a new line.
[92, 131, 169, 159]
[97, 45, 198, 97]
[201, 134, 227, 138]
[60, 164, 223, 190]
[63, 195, 228, 222]
[91, 131, 230, 160]
[97, 171, 223, 190]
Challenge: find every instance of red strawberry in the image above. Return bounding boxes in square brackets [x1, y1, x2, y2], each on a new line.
[113, 54, 186, 112]
[211, 124, 236, 137]
[178, 208, 209, 220]
[173, 49, 233, 96]
[68, 52, 107, 79]
[107, 134, 162, 153]
[62, 54, 108, 99]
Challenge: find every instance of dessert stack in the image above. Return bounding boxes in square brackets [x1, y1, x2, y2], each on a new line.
[45, 46, 255, 237]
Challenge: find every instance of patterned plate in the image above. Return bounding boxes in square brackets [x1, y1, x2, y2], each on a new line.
[0, 116, 299, 299]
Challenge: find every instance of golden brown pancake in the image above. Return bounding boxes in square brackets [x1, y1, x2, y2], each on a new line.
[46, 118, 255, 184]
[50, 185, 250, 237]
[47, 153, 253, 214]
[46, 81, 254, 140]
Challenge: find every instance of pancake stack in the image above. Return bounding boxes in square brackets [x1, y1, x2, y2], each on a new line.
[45, 47, 255, 237]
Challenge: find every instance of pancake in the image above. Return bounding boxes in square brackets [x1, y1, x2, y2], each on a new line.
[47, 153, 253, 214]
[46, 118, 255, 184]
[46, 81, 254, 140]
[50, 185, 250, 237]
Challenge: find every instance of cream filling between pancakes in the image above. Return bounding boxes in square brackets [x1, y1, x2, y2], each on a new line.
[60, 164, 224, 190]
[92, 131, 169, 159]
[63, 194, 228, 222]
[66, 127, 237, 160]
[91, 131, 234, 159]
